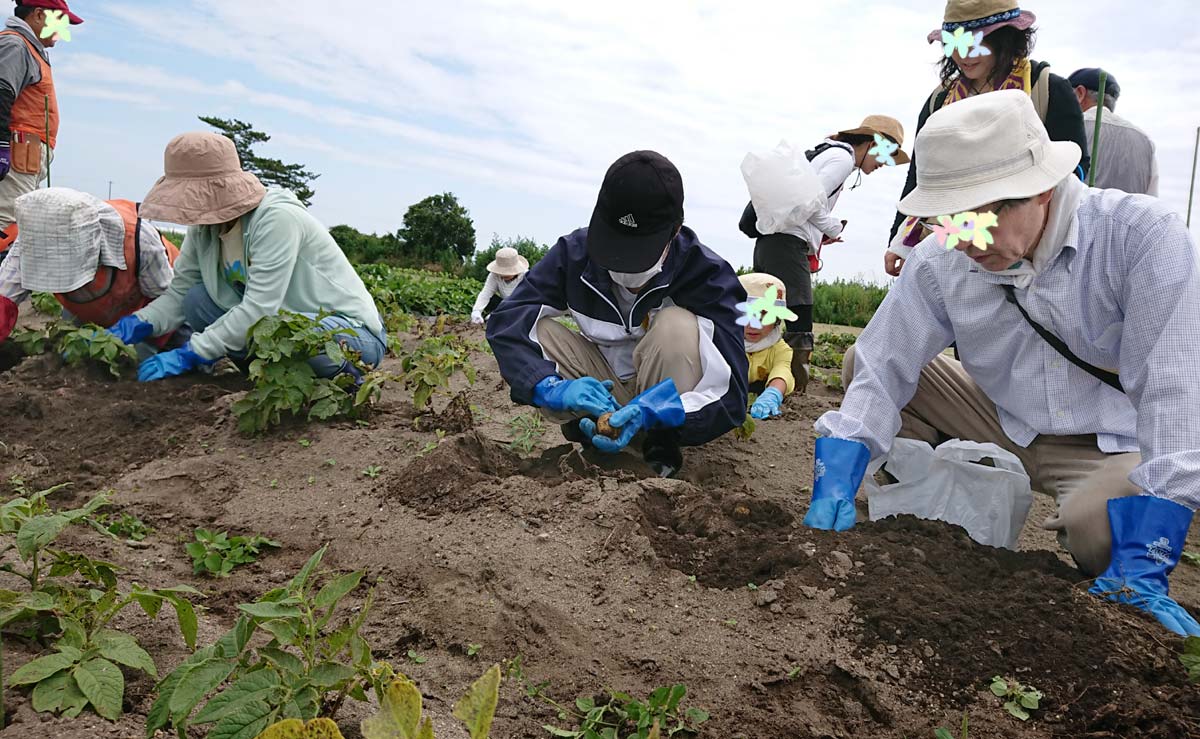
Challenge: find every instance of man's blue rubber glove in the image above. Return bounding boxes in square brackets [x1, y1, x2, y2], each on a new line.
[107, 315, 154, 346]
[1088, 496, 1200, 636]
[137, 342, 214, 382]
[750, 387, 784, 419]
[580, 379, 685, 453]
[803, 437, 870, 532]
[532, 375, 618, 417]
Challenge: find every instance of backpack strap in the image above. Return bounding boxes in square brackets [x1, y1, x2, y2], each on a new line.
[1001, 284, 1123, 392]
[133, 202, 143, 280]
[1031, 64, 1051, 122]
[927, 83, 950, 117]
[805, 141, 855, 200]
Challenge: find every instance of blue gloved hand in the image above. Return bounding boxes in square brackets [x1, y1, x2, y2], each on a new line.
[532, 375, 618, 417]
[580, 379, 685, 454]
[1088, 495, 1200, 636]
[107, 315, 154, 346]
[137, 342, 213, 382]
[0, 142, 10, 181]
[802, 437, 870, 532]
[750, 387, 784, 419]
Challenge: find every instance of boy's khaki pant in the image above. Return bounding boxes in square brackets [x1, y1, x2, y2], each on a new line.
[535, 307, 703, 422]
[0, 146, 52, 227]
[843, 346, 1139, 576]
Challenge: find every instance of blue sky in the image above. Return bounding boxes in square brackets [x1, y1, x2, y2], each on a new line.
[47, 0, 1200, 284]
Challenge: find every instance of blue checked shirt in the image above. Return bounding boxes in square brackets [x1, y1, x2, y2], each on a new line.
[816, 187, 1200, 511]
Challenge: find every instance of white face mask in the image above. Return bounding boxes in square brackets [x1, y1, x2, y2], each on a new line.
[609, 247, 669, 289]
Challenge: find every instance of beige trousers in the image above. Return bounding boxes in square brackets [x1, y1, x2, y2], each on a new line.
[844, 346, 1138, 576]
[0, 145, 52, 227]
[535, 308, 703, 421]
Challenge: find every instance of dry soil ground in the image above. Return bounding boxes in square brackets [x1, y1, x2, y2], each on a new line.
[1, 318, 1199, 739]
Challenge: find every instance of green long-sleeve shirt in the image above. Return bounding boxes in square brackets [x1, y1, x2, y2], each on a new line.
[137, 188, 382, 360]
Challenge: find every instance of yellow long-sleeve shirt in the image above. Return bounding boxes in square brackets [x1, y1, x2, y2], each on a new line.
[747, 340, 795, 396]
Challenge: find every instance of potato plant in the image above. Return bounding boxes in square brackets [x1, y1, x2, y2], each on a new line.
[30, 292, 63, 317]
[9, 320, 136, 378]
[400, 335, 477, 410]
[186, 528, 280, 577]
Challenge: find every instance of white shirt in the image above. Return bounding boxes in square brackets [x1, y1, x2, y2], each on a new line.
[816, 183, 1200, 511]
[781, 139, 853, 249]
[1083, 107, 1159, 196]
[472, 272, 524, 315]
[0, 219, 174, 304]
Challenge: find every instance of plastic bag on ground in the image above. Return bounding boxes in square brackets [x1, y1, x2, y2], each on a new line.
[740, 141, 827, 236]
[864, 438, 1034, 550]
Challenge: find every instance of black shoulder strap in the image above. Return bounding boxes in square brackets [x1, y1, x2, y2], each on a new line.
[133, 202, 143, 278]
[1001, 285, 1123, 392]
[805, 141, 853, 200]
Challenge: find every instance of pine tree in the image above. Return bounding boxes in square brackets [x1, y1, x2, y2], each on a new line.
[198, 116, 320, 206]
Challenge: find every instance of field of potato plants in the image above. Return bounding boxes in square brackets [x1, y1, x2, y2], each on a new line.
[1, 263, 1199, 739]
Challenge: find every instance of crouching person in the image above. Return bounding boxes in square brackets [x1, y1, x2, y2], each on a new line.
[0, 188, 181, 355]
[487, 151, 749, 477]
[118, 132, 386, 382]
[739, 273, 796, 420]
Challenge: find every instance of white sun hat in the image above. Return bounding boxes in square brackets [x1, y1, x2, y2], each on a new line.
[898, 89, 1081, 218]
[15, 187, 128, 293]
[486, 247, 530, 276]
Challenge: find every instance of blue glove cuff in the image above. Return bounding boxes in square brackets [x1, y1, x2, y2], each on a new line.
[532, 375, 564, 407]
[1104, 495, 1194, 574]
[627, 379, 685, 430]
[811, 437, 870, 503]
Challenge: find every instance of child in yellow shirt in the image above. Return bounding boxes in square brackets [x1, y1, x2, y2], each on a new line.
[739, 273, 795, 419]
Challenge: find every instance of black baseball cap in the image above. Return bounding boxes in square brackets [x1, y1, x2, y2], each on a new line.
[1068, 68, 1121, 100]
[587, 151, 685, 273]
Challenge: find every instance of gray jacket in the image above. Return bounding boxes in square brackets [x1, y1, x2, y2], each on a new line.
[0, 17, 48, 144]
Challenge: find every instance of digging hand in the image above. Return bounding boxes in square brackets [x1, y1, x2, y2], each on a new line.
[1088, 496, 1200, 636]
[750, 387, 784, 419]
[581, 379, 685, 454]
[470, 311, 484, 325]
[803, 437, 870, 532]
[0, 295, 16, 342]
[107, 315, 154, 345]
[532, 375, 618, 417]
[137, 342, 214, 382]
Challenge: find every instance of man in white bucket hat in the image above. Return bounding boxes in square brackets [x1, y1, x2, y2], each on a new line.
[803, 89, 1200, 636]
[470, 246, 528, 325]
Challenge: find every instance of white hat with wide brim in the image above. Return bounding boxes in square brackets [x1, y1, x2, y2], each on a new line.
[899, 89, 1081, 218]
[486, 247, 529, 276]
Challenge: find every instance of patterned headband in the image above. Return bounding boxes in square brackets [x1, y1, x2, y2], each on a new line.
[943, 7, 1021, 32]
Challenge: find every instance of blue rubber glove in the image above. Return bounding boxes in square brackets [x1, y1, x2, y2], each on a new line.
[0, 142, 10, 181]
[802, 437, 870, 532]
[532, 375, 618, 417]
[1088, 496, 1200, 636]
[107, 315, 154, 346]
[137, 342, 214, 382]
[750, 387, 784, 419]
[580, 379, 685, 453]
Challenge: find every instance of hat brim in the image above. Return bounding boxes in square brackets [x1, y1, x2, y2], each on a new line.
[926, 10, 1036, 44]
[585, 211, 676, 273]
[67, 10, 84, 24]
[897, 140, 1080, 218]
[487, 257, 529, 275]
[833, 128, 911, 164]
[139, 172, 266, 226]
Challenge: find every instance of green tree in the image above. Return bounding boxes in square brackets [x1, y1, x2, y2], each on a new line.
[468, 234, 550, 282]
[199, 116, 320, 207]
[329, 225, 403, 264]
[397, 193, 476, 264]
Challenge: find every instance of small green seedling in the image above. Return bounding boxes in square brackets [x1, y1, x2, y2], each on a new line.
[467, 644, 482, 657]
[298, 439, 313, 448]
[407, 649, 427, 665]
[186, 529, 280, 578]
[324, 458, 337, 467]
[1182, 551, 1200, 566]
[990, 676, 1042, 721]
[1181, 637, 1200, 684]
[362, 465, 383, 478]
[98, 511, 152, 542]
[934, 711, 969, 738]
[507, 413, 546, 454]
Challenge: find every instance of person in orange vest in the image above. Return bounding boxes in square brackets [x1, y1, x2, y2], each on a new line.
[0, 1, 81, 264]
[0, 188, 181, 354]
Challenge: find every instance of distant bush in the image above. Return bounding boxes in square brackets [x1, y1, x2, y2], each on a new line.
[330, 224, 403, 264]
[468, 235, 550, 282]
[356, 263, 481, 316]
[162, 230, 185, 248]
[813, 279, 887, 328]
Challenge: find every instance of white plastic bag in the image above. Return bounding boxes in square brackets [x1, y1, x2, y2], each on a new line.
[740, 141, 827, 235]
[864, 438, 1034, 550]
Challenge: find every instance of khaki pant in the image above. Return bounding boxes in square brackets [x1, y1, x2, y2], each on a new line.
[535, 307, 703, 422]
[844, 346, 1138, 576]
[0, 145, 52, 227]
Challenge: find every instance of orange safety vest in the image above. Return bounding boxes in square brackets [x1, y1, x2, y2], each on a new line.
[0, 29, 58, 149]
[54, 200, 179, 328]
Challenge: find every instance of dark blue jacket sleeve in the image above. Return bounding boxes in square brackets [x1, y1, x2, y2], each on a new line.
[672, 254, 749, 446]
[485, 239, 569, 406]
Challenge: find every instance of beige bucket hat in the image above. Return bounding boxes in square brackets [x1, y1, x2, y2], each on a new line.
[738, 272, 787, 304]
[898, 89, 1080, 218]
[15, 187, 128, 293]
[835, 115, 911, 165]
[140, 132, 266, 226]
[487, 247, 530, 276]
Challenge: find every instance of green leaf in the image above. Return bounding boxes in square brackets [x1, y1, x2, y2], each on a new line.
[73, 657, 124, 721]
[10, 647, 82, 685]
[16, 514, 70, 559]
[259, 647, 305, 675]
[168, 657, 237, 721]
[314, 570, 365, 611]
[934, 730, 955, 739]
[208, 699, 276, 739]
[192, 668, 282, 724]
[1018, 691, 1042, 709]
[684, 707, 709, 725]
[543, 727, 581, 738]
[989, 677, 1008, 697]
[239, 602, 305, 620]
[453, 665, 501, 739]
[288, 546, 327, 594]
[259, 618, 301, 647]
[30, 669, 71, 713]
[147, 647, 217, 735]
[309, 662, 358, 688]
[59, 671, 90, 718]
[95, 629, 157, 677]
[361, 678, 423, 739]
[1004, 701, 1031, 721]
[169, 595, 199, 650]
[215, 616, 256, 658]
